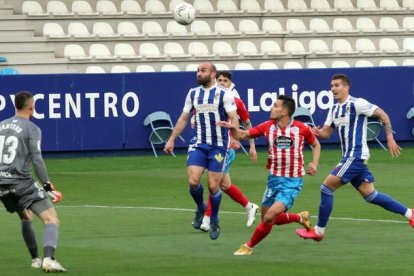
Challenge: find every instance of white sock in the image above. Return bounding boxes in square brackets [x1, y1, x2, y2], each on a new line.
[404, 208, 412, 219]
[315, 225, 325, 235]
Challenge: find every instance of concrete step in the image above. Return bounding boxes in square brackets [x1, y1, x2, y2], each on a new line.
[0, 36, 48, 49]
[0, 25, 35, 37]
[0, 15, 30, 26]
[0, 62, 76, 74]
[0, 5, 13, 15]
[0, 47, 57, 59]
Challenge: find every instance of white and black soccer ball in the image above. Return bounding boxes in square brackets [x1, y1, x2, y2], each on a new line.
[173, 2, 195, 26]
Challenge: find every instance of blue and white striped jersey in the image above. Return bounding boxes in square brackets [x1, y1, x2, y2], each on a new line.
[183, 84, 236, 147]
[324, 96, 378, 160]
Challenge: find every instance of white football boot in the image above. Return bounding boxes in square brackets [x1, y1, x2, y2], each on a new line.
[246, 203, 259, 227]
[42, 257, 67, 272]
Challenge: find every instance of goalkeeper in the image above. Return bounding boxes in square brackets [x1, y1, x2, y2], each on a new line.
[0, 91, 66, 272]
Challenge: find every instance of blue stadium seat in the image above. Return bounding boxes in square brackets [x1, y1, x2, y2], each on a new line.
[0, 68, 19, 75]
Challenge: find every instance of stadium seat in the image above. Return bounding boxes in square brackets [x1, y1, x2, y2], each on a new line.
[212, 41, 239, 57]
[239, 19, 265, 35]
[259, 62, 279, 69]
[331, 60, 351, 68]
[403, 0, 414, 10]
[307, 61, 328, 68]
[357, 0, 383, 11]
[310, 0, 336, 12]
[188, 41, 214, 57]
[168, 0, 182, 12]
[292, 107, 315, 127]
[114, 43, 140, 59]
[214, 20, 241, 35]
[262, 19, 288, 34]
[193, 0, 219, 14]
[72, 0, 98, 15]
[0, 57, 7, 62]
[85, 66, 106, 73]
[308, 39, 334, 55]
[379, 38, 405, 54]
[142, 21, 168, 37]
[89, 44, 117, 59]
[403, 37, 414, 52]
[43, 22, 70, 38]
[0, 68, 19, 75]
[164, 42, 191, 58]
[215, 63, 230, 70]
[333, 18, 358, 33]
[309, 18, 335, 33]
[143, 111, 184, 157]
[22, 1, 49, 16]
[96, 0, 123, 15]
[139, 42, 166, 58]
[161, 64, 181, 71]
[285, 40, 311, 55]
[166, 21, 193, 36]
[68, 22, 95, 38]
[111, 65, 131, 73]
[380, 17, 405, 32]
[403, 59, 414, 65]
[380, 0, 405, 10]
[403, 17, 414, 31]
[264, 0, 289, 13]
[357, 18, 382, 33]
[241, 0, 264, 13]
[356, 38, 381, 54]
[118, 22, 144, 37]
[283, 61, 303, 69]
[217, 0, 243, 13]
[64, 44, 91, 60]
[121, 0, 147, 15]
[355, 60, 375, 67]
[185, 64, 199, 71]
[332, 39, 358, 54]
[234, 63, 255, 70]
[93, 22, 120, 37]
[237, 41, 263, 57]
[287, 0, 313, 12]
[334, 0, 359, 11]
[286, 19, 312, 34]
[261, 40, 286, 56]
[47, 1, 73, 16]
[136, 65, 156, 72]
[145, 0, 169, 14]
[190, 20, 217, 36]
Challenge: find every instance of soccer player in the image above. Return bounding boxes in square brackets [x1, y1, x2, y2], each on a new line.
[164, 62, 239, 240]
[218, 95, 321, 255]
[296, 73, 413, 242]
[200, 71, 259, 231]
[0, 91, 66, 272]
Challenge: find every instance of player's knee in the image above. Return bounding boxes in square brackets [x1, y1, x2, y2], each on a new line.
[263, 213, 275, 224]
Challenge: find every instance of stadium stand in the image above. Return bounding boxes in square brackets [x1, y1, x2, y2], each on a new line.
[0, 0, 413, 74]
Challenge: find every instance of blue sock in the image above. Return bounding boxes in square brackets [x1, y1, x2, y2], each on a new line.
[210, 189, 222, 223]
[189, 183, 204, 212]
[364, 191, 408, 216]
[317, 184, 334, 228]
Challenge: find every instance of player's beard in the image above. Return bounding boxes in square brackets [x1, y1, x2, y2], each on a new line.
[197, 75, 211, 86]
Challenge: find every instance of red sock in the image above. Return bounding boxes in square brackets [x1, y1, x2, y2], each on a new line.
[246, 221, 273, 248]
[273, 212, 300, 225]
[205, 193, 211, 217]
[225, 184, 249, 207]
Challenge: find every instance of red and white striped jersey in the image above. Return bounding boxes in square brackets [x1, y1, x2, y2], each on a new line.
[249, 119, 316, 177]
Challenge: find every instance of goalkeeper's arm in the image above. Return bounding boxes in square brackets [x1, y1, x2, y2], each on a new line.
[43, 182, 63, 203]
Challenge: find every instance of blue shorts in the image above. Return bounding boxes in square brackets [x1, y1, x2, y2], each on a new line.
[261, 175, 303, 210]
[222, 148, 235, 174]
[330, 157, 374, 188]
[187, 143, 227, 173]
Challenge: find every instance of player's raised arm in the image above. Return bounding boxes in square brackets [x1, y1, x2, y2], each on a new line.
[164, 111, 190, 155]
[216, 120, 251, 141]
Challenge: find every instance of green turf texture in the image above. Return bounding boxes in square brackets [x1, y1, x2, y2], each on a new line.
[1, 146, 413, 275]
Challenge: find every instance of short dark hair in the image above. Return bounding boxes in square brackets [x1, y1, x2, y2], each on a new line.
[14, 91, 33, 110]
[332, 74, 351, 87]
[277, 95, 296, 117]
[216, 71, 232, 80]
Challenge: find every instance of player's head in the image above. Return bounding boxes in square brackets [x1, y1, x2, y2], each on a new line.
[15, 91, 35, 117]
[197, 62, 217, 88]
[271, 95, 296, 120]
[331, 74, 350, 103]
[216, 71, 232, 88]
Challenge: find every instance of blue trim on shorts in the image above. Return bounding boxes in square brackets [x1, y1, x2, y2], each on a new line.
[261, 175, 303, 210]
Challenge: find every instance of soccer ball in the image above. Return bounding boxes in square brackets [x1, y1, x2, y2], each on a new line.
[173, 2, 195, 26]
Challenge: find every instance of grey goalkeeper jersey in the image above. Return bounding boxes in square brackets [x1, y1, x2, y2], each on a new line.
[0, 116, 49, 185]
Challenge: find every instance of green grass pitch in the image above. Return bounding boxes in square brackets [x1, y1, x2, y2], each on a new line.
[1, 146, 413, 275]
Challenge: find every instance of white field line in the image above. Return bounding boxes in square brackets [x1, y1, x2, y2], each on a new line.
[57, 205, 407, 224]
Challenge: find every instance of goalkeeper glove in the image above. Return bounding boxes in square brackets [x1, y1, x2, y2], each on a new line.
[43, 182, 62, 203]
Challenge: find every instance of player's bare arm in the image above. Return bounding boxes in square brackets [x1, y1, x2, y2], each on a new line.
[312, 125, 333, 140]
[164, 112, 190, 154]
[216, 120, 251, 141]
[306, 139, 321, 176]
[242, 119, 257, 163]
[371, 107, 401, 157]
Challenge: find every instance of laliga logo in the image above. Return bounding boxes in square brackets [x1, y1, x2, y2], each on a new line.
[247, 83, 334, 114]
